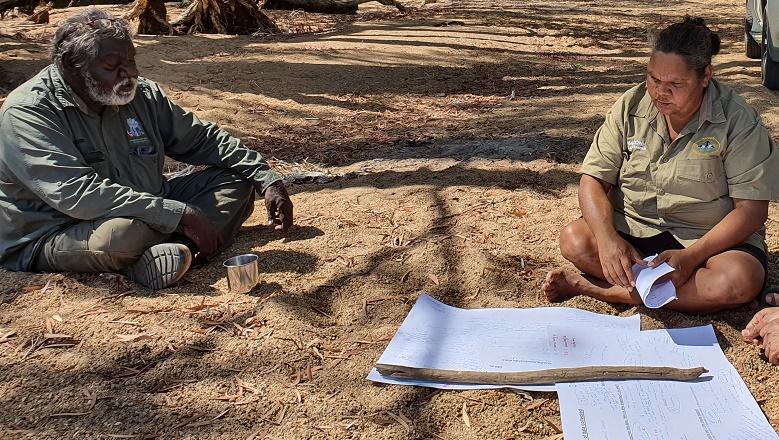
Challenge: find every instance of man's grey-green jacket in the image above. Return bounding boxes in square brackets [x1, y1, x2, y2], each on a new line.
[0, 65, 280, 272]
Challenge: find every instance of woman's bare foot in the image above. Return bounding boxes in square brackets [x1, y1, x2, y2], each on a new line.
[542, 268, 588, 302]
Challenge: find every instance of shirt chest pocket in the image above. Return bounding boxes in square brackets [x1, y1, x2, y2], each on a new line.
[127, 141, 164, 194]
[672, 158, 728, 202]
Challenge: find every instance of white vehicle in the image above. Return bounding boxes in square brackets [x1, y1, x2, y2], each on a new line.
[746, 0, 779, 89]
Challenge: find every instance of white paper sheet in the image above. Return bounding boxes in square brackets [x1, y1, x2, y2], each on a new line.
[633, 254, 677, 308]
[549, 325, 778, 440]
[367, 294, 640, 391]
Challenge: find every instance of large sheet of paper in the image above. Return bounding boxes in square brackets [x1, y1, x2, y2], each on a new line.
[633, 254, 677, 308]
[367, 294, 640, 391]
[550, 324, 779, 440]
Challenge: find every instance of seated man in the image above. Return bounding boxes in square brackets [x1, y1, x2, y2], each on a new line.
[542, 18, 779, 314]
[743, 308, 779, 365]
[0, 9, 293, 290]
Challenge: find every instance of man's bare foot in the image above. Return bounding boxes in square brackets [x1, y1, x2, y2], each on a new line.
[542, 268, 588, 302]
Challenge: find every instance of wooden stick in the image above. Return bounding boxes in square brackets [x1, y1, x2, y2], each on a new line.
[375, 363, 708, 385]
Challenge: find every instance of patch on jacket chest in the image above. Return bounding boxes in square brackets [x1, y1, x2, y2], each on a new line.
[692, 136, 721, 156]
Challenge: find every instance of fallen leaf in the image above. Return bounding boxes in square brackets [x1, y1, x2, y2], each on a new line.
[246, 427, 269, 440]
[260, 402, 281, 422]
[274, 404, 287, 425]
[0, 329, 17, 343]
[187, 409, 231, 428]
[386, 411, 411, 431]
[173, 412, 208, 429]
[115, 333, 156, 343]
[335, 255, 352, 267]
[41, 341, 80, 348]
[43, 333, 72, 339]
[150, 377, 197, 393]
[184, 344, 215, 352]
[99, 289, 135, 301]
[462, 402, 471, 427]
[525, 398, 549, 411]
[545, 417, 562, 433]
[427, 274, 440, 285]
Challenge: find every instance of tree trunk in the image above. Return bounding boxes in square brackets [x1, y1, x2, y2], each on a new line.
[27, 3, 50, 23]
[123, 0, 170, 35]
[264, 0, 406, 14]
[171, 0, 278, 35]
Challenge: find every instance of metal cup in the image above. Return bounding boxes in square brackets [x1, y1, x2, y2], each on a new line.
[223, 254, 259, 293]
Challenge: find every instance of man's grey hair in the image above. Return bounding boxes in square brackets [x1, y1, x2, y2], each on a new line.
[51, 9, 133, 73]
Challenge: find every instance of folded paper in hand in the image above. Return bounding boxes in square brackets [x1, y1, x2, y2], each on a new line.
[632, 254, 676, 308]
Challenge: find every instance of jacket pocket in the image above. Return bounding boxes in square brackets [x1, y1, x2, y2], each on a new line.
[83, 151, 110, 179]
[127, 144, 164, 194]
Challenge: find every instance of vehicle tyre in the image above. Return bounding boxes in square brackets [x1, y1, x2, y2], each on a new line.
[746, 1, 761, 58]
[762, 18, 779, 89]
[747, 28, 762, 58]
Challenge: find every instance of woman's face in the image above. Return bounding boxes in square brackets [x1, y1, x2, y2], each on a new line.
[647, 51, 711, 121]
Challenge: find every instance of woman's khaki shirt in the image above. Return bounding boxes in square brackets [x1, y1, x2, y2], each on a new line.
[581, 79, 779, 252]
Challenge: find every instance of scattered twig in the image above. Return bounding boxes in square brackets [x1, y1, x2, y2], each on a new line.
[49, 411, 91, 417]
[115, 333, 157, 343]
[0, 329, 16, 343]
[150, 377, 197, 393]
[99, 289, 135, 302]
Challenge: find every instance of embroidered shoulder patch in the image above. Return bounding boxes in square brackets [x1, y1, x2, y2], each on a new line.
[692, 136, 721, 156]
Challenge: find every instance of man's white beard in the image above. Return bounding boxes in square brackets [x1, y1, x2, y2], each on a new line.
[83, 69, 138, 106]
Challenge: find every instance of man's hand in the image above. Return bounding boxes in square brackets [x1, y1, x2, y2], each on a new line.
[743, 308, 779, 364]
[265, 180, 293, 237]
[598, 234, 645, 289]
[648, 249, 700, 288]
[179, 204, 222, 258]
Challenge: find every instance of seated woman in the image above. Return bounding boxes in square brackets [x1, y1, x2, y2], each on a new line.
[542, 17, 779, 315]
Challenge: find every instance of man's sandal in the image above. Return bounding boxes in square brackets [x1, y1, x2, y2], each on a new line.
[761, 285, 779, 308]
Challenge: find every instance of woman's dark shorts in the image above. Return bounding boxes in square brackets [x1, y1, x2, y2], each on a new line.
[617, 230, 768, 286]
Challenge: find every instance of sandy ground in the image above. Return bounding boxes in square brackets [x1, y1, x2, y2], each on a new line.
[2, 0, 779, 438]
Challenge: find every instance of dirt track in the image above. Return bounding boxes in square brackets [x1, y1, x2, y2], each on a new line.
[2, 0, 779, 438]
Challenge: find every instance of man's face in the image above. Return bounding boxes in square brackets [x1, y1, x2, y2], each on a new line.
[646, 51, 711, 121]
[75, 37, 139, 108]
